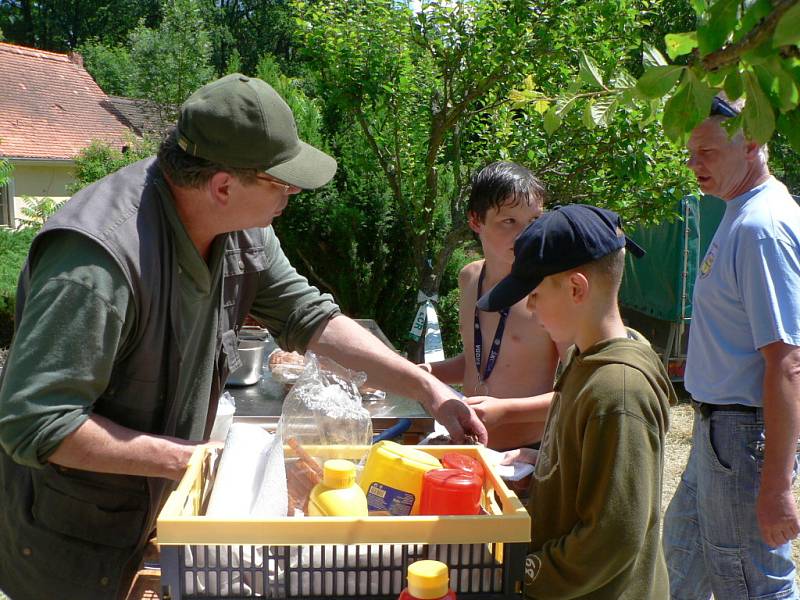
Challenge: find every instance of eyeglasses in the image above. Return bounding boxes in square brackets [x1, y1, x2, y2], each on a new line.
[255, 174, 298, 194]
[710, 96, 739, 118]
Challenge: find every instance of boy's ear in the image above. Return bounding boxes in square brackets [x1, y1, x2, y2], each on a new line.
[209, 171, 234, 207]
[467, 211, 483, 234]
[566, 271, 590, 304]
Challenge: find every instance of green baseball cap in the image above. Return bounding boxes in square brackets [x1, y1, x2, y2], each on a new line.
[176, 73, 337, 189]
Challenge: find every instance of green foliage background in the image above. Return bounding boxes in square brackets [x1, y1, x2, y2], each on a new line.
[1, 0, 797, 355]
[0, 228, 36, 347]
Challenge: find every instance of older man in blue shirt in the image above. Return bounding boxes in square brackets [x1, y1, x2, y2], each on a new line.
[663, 95, 800, 600]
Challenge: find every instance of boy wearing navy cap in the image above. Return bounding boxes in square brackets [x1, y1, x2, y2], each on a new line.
[480, 203, 676, 599]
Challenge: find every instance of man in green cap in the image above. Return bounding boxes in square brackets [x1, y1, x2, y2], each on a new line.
[0, 74, 486, 600]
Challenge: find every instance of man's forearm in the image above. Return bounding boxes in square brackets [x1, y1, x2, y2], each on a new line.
[307, 314, 445, 413]
[761, 345, 800, 491]
[48, 414, 198, 480]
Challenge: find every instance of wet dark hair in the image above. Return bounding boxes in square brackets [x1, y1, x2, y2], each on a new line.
[468, 161, 547, 222]
[157, 126, 259, 189]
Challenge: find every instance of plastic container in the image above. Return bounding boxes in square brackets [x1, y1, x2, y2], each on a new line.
[441, 452, 485, 484]
[157, 444, 531, 599]
[308, 459, 368, 517]
[360, 440, 442, 515]
[398, 560, 457, 600]
[419, 469, 483, 516]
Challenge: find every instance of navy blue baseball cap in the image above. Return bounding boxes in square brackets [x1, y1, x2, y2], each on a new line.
[477, 203, 645, 312]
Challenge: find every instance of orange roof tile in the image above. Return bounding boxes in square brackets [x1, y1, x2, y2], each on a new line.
[0, 42, 133, 160]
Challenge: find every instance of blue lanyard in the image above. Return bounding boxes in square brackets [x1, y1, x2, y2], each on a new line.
[474, 264, 510, 385]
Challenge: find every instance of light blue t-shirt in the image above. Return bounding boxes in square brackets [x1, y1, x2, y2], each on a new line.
[685, 177, 800, 406]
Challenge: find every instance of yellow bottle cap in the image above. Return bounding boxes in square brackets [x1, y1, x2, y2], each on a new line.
[323, 459, 356, 488]
[407, 560, 450, 599]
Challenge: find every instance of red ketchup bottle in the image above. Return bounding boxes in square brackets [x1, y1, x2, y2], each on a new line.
[398, 560, 457, 600]
[419, 468, 482, 515]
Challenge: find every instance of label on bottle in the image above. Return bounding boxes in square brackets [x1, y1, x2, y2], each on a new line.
[366, 482, 415, 516]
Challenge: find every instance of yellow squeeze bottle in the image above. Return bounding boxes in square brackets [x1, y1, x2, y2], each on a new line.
[308, 459, 368, 517]
[360, 440, 442, 516]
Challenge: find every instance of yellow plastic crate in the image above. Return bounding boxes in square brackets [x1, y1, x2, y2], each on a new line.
[157, 444, 531, 599]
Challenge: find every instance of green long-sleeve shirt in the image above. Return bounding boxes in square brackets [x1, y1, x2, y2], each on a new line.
[0, 183, 339, 469]
[524, 337, 675, 600]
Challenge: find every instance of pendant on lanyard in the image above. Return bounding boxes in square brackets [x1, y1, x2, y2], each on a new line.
[474, 264, 509, 395]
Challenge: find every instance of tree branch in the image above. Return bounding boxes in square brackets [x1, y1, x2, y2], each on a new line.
[701, 0, 800, 72]
[431, 222, 473, 291]
[353, 106, 403, 206]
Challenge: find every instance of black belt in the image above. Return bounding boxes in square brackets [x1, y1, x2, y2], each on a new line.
[693, 401, 759, 418]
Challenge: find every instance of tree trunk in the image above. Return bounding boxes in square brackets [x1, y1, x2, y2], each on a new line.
[404, 222, 471, 363]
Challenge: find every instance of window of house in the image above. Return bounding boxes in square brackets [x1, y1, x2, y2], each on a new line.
[0, 180, 13, 227]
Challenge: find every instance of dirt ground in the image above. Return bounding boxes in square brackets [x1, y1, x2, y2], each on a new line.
[665, 400, 800, 591]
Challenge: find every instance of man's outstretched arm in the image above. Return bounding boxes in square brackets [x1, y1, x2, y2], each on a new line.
[308, 314, 488, 444]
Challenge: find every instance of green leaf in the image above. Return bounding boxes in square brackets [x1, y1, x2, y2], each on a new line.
[611, 69, 637, 89]
[582, 100, 596, 129]
[665, 32, 698, 60]
[543, 107, 562, 135]
[579, 51, 604, 89]
[590, 95, 618, 128]
[742, 70, 776, 144]
[736, 0, 773, 43]
[724, 70, 744, 100]
[691, 0, 707, 13]
[642, 43, 668, 68]
[774, 2, 800, 48]
[662, 70, 714, 142]
[523, 74, 535, 90]
[567, 79, 583, 94]
[697, 0, 738, 56]
[636, 65, 684, 99]
[742, 40, 775, 66]
[777, 109, 800, 153]
[555, 95, 578, 118]
[533, 99, 550, 114]
[753, 58, 799, 112]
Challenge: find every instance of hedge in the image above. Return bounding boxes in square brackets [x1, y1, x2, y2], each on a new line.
[0, 228, 36, 347]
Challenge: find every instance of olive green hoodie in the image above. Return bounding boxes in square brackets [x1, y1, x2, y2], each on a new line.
[524, 336, 676, 599]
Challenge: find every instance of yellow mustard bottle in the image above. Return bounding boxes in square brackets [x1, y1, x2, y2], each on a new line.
[360, 440, 442, 516]
[308, 459, 368, 517]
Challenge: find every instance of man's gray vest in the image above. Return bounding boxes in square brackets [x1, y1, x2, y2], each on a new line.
[0, 158, 267, 599]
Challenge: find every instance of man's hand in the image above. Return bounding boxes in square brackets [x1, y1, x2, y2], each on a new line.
[465, 395, 507, 430]
[756, 486, 800, 547]
[432, 395, 488, 445]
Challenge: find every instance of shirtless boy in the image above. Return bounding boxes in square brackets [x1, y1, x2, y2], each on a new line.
[425, 162, 560, 449]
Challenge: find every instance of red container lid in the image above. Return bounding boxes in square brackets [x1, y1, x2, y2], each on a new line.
[441, 452, 484, 482]
[419, 469, 482, 516]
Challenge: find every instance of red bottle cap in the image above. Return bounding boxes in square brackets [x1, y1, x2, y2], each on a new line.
[441, 453, 484, 482]
[419, 469, 482, 515]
